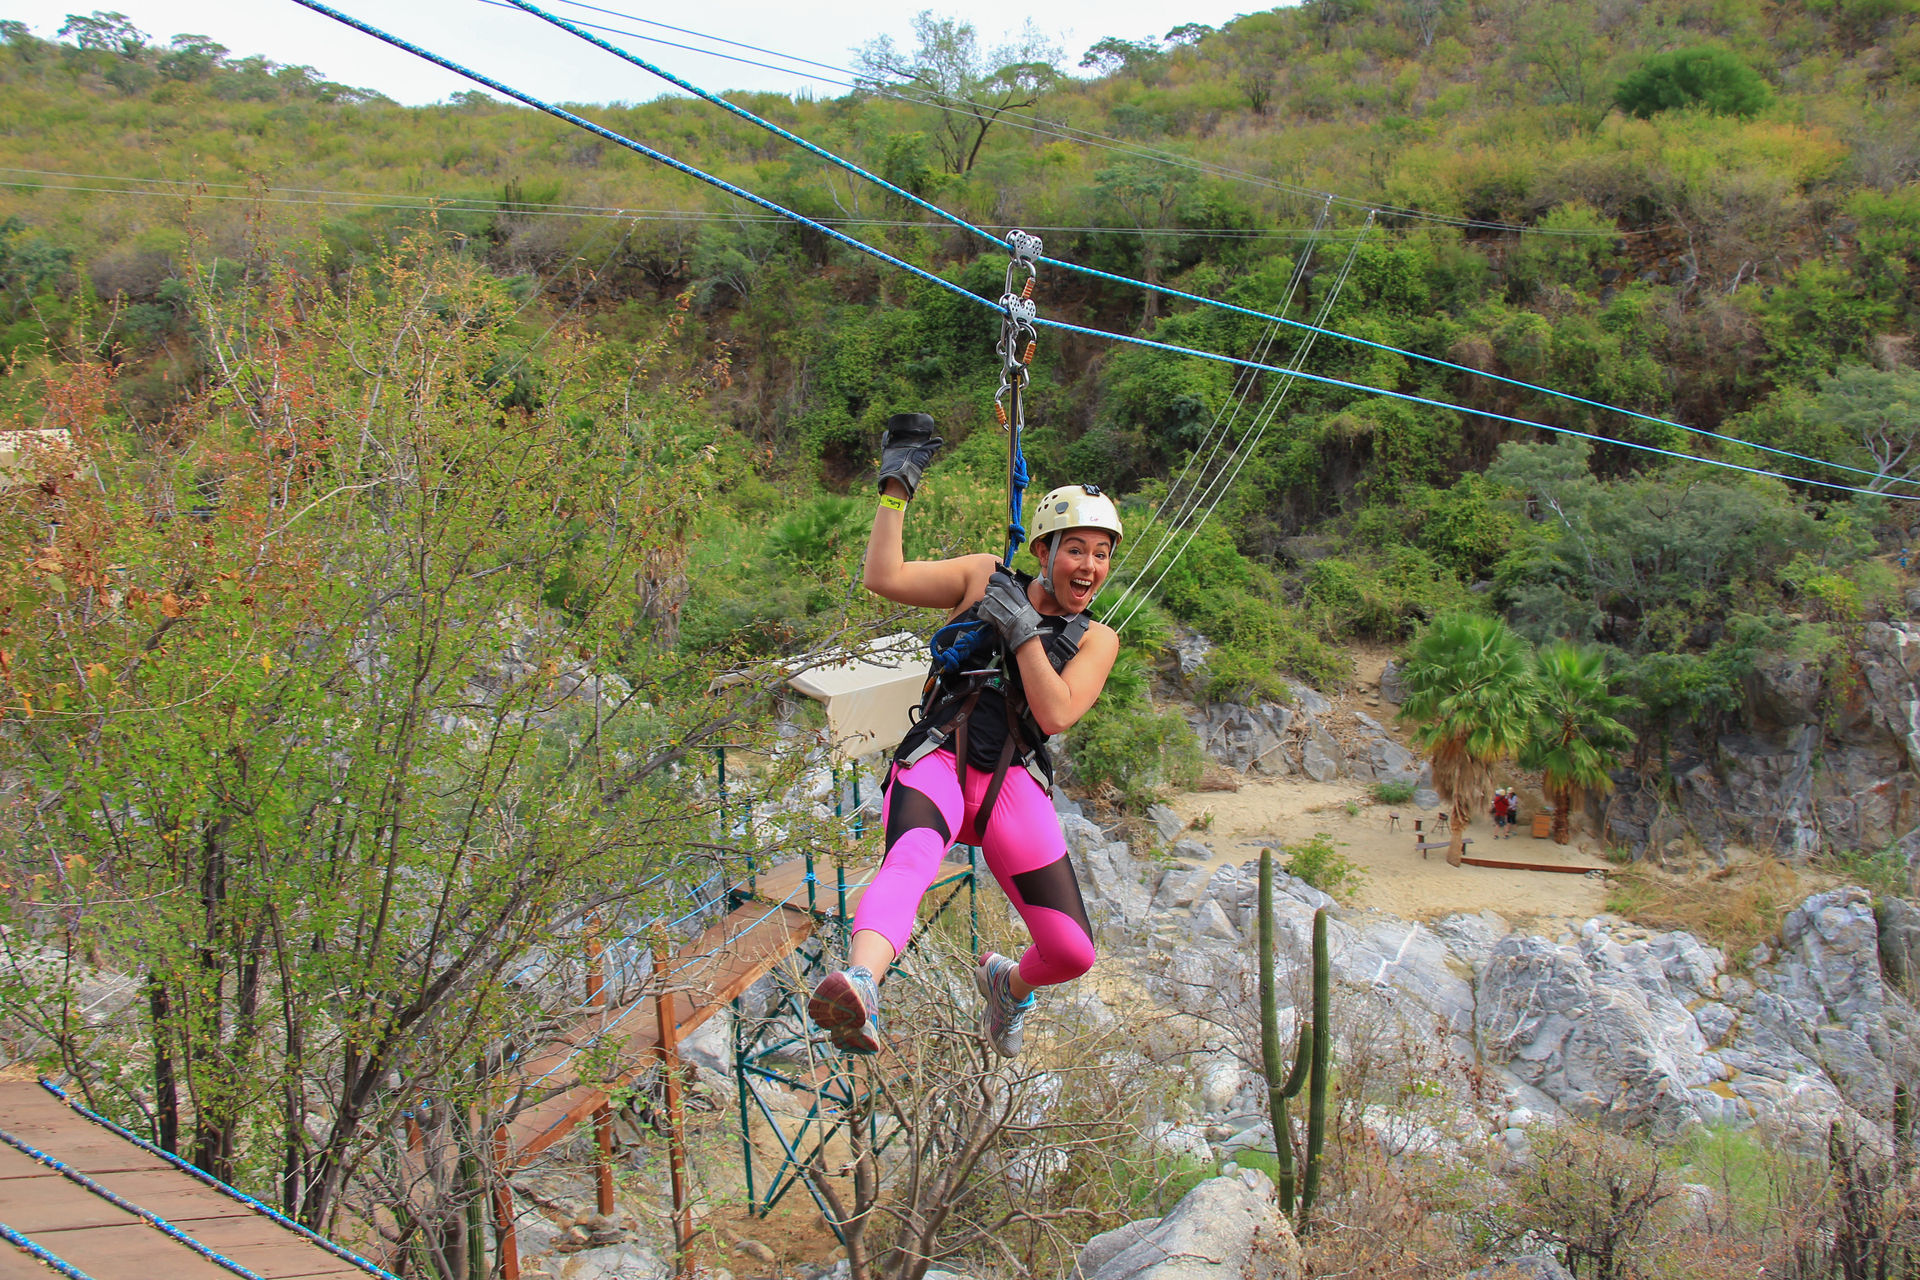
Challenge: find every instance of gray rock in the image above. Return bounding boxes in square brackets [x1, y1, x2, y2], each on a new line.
[1379, 660, 1408, 705]
[1466, 1253, 1576, 1280]
[554, 1242, 667, 1280]
[1171, 838, 1213, 863]
[1414, 788, 1442, 810]
[1153, 865, 1210, 912]
[1188, 701, 1296, 775]
[1174, 628, 1213, 676]
[1077, 1171, 1302, 1280]
[1431, 911, 1512, 971]
[1877, 895, 1920, 991]
[1191, 898, 1242, 943]
[1302, 724, 1343, 783]
[1285, 681, 1333, 718]
[1073, 1221, 1160, 1280]
[1148, 804, 1186, 843]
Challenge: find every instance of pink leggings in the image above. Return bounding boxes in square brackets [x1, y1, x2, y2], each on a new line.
[853, 749, 1096, 988]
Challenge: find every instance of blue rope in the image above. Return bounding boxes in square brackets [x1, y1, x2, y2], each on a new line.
[303, 3, 1918, 502]
[497, 0, 1915, 493]
[0, 1123, 267, 1280]
[34, 1081, 398, 1280]
[1005, 441, 1030, 567]
[1028, 315, 1920, 500]
[0, 1224, 96, 1280]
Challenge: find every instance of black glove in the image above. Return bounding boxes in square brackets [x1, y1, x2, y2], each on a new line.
[877, 412, 943, 499]
[976, 569, 1042, 654]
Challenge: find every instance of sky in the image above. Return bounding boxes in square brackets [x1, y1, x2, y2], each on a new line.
[2, 0, 1266, 105]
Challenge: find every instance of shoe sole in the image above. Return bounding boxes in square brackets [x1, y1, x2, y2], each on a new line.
[808, 972, 880, 1055]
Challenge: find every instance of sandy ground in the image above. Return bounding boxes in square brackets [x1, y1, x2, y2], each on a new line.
[1154, 646, 1614, 933]
[1161, 778, 1612, 931]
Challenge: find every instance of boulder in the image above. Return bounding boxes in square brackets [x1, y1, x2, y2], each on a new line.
[1379, 660, 1407, 705]
[1174, 628, 1213, 676]
[1188, 701, 1295, 775]
[1302, 724, 1343, 783]
[1466, 1253, 1576, 1280]
[1148, 804, 1186, 843]
[1878, 895, 1920, 991]
[1073, 1171, 1302, 1280]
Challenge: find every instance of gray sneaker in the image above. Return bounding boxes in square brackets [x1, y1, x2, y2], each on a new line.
[974, 952, 1036, 1058]
[808, 965, 882, 1055]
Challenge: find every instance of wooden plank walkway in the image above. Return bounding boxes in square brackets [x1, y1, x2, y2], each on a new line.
[0, 1080, 374, 1279]
[503, 853, 967, 1166]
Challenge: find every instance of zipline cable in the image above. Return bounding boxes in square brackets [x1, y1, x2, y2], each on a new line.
[286, 1, 1920, 503]
[489, 0, 1919, 494]
[1104, 194, 1331, 598]
[1113, 215, 1376, 635]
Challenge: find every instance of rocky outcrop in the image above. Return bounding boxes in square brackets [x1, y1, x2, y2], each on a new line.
[1189, 702, 1296, 775]
[1475, 888, 1919, 1137]
[1183, 690, 1425, 790]
[1606, 621, 1920, 859]
[1071, 1171, 1302, 1280]
[1069, 816, 1918, 1147]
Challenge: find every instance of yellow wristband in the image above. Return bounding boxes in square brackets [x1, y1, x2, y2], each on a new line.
[879, 494, 908, 512]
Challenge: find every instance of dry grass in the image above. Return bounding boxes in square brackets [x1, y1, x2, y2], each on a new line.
[1603, 858, 1803, 957]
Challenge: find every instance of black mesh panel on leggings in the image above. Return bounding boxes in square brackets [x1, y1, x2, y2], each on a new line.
[1009, 856, 1094, 943]
[884, 781, 950, 851]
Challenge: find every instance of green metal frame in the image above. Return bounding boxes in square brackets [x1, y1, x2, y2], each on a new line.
[727, 761, 978, 1239]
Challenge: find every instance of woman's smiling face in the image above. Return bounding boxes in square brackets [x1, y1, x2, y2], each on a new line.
[1043, 529, 1114, 612]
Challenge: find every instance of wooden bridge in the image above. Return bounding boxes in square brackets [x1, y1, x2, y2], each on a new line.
[490, 849, 972, 1277]
[0, 1078, 389, 1280]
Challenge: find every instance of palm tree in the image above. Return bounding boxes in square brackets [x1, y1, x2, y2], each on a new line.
[1396, 613, 1538, 866]
[1523, 643, 1637, 844]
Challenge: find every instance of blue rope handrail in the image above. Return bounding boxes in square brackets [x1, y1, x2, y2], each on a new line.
[35, 1081, 399, 1280]
[0, 1224, 97, 1280]
[0, 1122, 269, 1280]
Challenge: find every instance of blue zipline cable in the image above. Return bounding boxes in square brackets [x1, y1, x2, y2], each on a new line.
[288, 1, 1920, 502]
[0, 1224, 97, 1280]
[0, 1123, 268, 1280]
[497, 0, 1916, 495]
[35, 1080, 399, 1280]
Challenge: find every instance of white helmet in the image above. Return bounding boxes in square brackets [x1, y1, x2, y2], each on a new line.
[1030, 484, 1123, 552]
[1029, 484, 1122, 604]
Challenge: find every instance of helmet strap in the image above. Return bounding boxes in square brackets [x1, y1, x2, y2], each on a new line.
[1037, 535, 1059, 600]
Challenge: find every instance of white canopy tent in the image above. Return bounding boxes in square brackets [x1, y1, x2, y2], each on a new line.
[786, 632, 927, 764]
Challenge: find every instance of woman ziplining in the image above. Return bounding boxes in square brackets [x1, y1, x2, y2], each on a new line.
[806, 414, 1123, 1059]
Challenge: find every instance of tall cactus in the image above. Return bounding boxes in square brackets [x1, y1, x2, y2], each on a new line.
[1258, 849, 1330, 1227]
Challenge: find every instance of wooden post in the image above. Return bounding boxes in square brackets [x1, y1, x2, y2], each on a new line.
[491, 1123, 519, 1280]
[593, 1103, 617, 1216]
[585, 912, 606, 1010]
[653, 942, 692, 1278]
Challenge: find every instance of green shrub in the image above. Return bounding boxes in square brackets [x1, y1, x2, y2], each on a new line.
[1189, 587, 1351, 697]
[1612, 45, 1772, 119]
[1065, 699, 1204, 810]
[1371, 780, 1416, 804]
[1302, 549, 1469, 640]
[1283, 832, 1366, 902]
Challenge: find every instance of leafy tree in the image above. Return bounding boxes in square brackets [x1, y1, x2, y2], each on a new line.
[1079, 36, 1162, 75]
[56, 9, 147, 56]
[1093, 161, 1192, 313]
[1396, 612, 1538, 865]
[0, 244, 807, 1266]
[854, 11, 1060, 172]
[157, 33, 226, 82]
[1523, 643, 1636, 843]
[1612, 45, 1772, 119]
